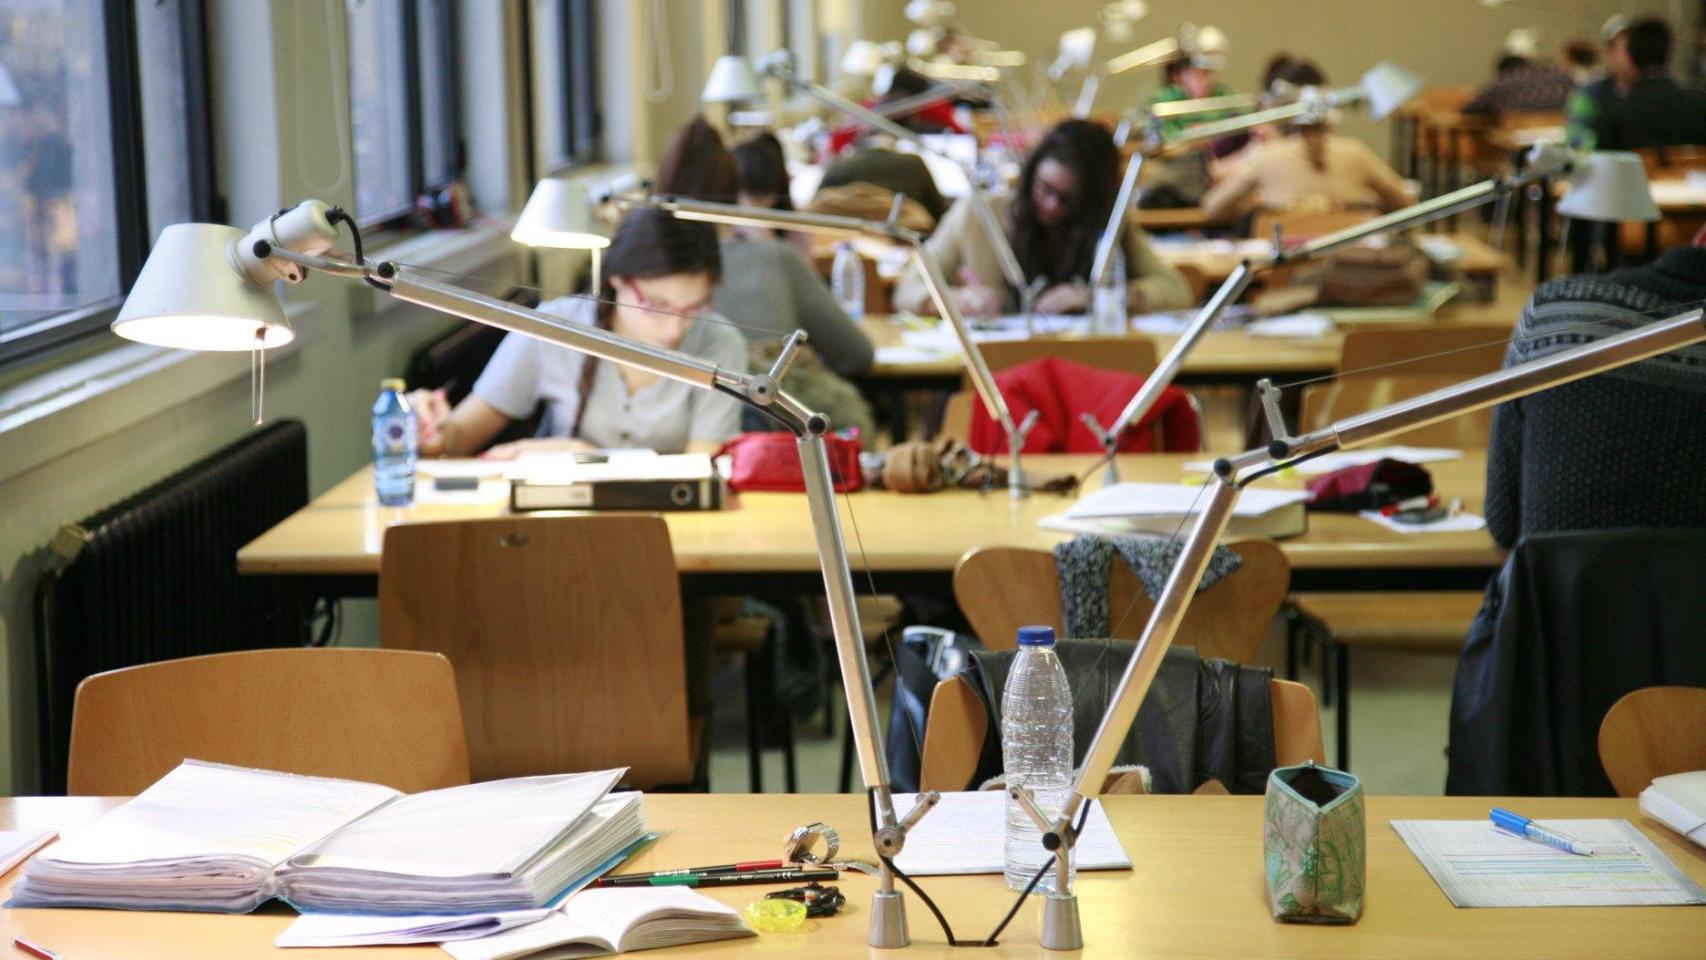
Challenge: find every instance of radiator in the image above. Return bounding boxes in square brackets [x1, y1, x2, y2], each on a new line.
[35, 419, 310, 792]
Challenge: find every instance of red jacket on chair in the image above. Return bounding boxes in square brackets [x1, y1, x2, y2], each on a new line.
[967, 357, 1201, 454]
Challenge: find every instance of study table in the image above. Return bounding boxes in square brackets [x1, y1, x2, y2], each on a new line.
[3, 793, 1702, 958]
[237, 452, 1503, 600]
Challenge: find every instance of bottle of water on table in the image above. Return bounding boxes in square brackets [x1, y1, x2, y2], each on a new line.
[1090, 246, 1127, 335]
[831, 242, 866, 319]
[1002, 624, 1075, 892]
[372, 377, 417, 507]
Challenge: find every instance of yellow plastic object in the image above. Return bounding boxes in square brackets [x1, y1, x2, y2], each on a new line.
[744, 896, 807, 933]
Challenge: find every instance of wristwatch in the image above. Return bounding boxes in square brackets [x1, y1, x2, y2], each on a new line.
[783, 822, 839, 865]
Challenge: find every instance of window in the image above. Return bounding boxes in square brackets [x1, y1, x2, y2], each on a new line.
[531, 0, 600, 172]
[346, 0, 463, 227]
[0, 0, 215, 362]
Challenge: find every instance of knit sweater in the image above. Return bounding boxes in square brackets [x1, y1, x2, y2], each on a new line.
[1485, 246, 1706, 547]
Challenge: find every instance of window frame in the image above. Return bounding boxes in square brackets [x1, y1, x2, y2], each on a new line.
[0, 0, 220, 369]
[350, 0, 466, 230]
[529, 0, 601, 176]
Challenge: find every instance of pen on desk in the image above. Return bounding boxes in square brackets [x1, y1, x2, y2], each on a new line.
[637, 868, 838, 888]
[13, 937, 59, 960]
[1380, 495, 1437, 516]
[592, 859, 786, 886]
[1490, 807, 1595, 856]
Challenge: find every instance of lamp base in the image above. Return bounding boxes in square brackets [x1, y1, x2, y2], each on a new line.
[1040, 891, 1083, 951]
[868, 889, 909, 948]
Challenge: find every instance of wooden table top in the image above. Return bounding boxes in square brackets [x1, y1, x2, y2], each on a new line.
[861, 284, 1531, 381]
[237, 453, 1501, 579]
[4, 793, 1702, 958]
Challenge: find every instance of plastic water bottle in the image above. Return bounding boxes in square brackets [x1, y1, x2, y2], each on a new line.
[1090, 246, 1127, 335]
[1002, 624, 1075, 893]
[831, 242, 866, 319]
[372, 378, 417, 506]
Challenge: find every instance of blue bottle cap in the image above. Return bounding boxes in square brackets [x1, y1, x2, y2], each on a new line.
[1016, 625, 1056, 647]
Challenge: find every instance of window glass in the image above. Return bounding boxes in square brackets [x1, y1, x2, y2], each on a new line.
[347, 0, 414, 224]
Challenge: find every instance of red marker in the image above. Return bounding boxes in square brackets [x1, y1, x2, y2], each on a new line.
[14, 938, 60, 960]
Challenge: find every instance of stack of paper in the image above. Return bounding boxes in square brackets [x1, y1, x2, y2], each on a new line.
[278, 784, 645, 914]
[1041, 482, 1311, 540]
[12, 761, 639, 915]
[891, 791, 1131, 876]
[1640, 770, 1706, 848]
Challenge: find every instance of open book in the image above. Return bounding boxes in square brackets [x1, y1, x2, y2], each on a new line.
[434, 888, 752, 959]
[1040, 482, 1310, 540]
[1640, 770, 1706, 848]
[11, 761, 643, 914]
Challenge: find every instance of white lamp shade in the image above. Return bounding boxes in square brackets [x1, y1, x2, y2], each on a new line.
[1193, 24, 1229, 55]
[1360, 61, 1423, 121]
[840, 40, 885, 77]
[511, 178, 610, 249]
[906, 28, 942, 58]
[702, 54, 762, 104]
[111, 224, 292, 351]
[1557, 152, 1662, 222]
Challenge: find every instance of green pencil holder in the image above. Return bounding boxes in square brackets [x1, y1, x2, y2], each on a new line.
[1263, 760, 1365, 924]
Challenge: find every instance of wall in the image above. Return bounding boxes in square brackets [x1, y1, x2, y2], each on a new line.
[0, 0, 517, 793]
[922, 0, 1679, 157]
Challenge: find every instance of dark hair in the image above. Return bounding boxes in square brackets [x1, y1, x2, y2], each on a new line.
[1273, 57, 1327, 88]
[654, 115, 739, 203]
[1495, 54, 1531, 76]
[572, 209, 722, 436]
[1260, 54, 1297, 92]
[1625, 17, 1672, 70]
[1008, 119, 1121, 287]
[1563, 39, 1598, 68]
[732, 132, 793, 211]
[1163, 54, 1192, 84]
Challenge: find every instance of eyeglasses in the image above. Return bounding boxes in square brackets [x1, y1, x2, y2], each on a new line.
[1031, 176, 1077, 210]
[624, 278, 714, 320]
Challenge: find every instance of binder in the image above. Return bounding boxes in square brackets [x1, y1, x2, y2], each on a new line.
[509, 453, 725, 512]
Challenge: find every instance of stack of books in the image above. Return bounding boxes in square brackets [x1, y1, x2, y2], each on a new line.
[12, 761, 645, 914]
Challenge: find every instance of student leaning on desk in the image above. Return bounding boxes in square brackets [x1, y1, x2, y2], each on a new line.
[408, 209, 747, 460]
[892, 119, 1192, 318]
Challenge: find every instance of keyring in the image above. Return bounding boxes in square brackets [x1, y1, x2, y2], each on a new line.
[783, 822, 840, 865]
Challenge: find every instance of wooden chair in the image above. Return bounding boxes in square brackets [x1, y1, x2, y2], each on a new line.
[67, 648, 470, 796]
[953, 540, 1290, 663]
[1598, 686, 1706, 797]
[1298, 375, 1493, 449]
[919, 675, 1323, 792]
[1338, 324, 1512, 377]
[1174, 262, 1208, 306]
[1250, 208, 1376, 244]
[380, 515, 699, 787]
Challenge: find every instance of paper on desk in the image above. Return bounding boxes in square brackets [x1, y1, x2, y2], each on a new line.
[412, 482, 509, 506]
[1244, 313, 1333, 338]
[896, 315, 1089, 355]
[0, 830, 55, 877]
[1358, 510, 1486, 534]
[276, 907, 553, 947]
[890, 791, 1131, 875]
[417, 459, 508, 480]
[1182, 447, 1464, 477]
[1391, 819, 1706, 907]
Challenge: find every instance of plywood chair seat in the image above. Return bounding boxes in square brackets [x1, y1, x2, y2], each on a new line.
[1598, 686, 1706, 797]
[380, 515, 699, 789]
[1337, 324, 1512, 377]
[954, 540, 1289, 663]
[1299, 376, 1492, 449]
[68, 648, 470, 796]
[919, 674, 1323, 793]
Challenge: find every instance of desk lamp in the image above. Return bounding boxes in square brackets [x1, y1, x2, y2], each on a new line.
[1010, 293, 1706, 949]
[109, 199, 941, 949]
[1083, 143, 1655, 484]
[511, 177, 611, 292]
[753, 49, 1042, 325]
[611, 192, 1039, 499]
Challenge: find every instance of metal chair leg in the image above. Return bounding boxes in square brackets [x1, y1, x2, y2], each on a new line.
[1335, 643, 1351, 772]
[744, 651, 764, 793]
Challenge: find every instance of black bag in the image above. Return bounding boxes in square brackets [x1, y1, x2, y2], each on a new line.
[884, 627, 984, 793]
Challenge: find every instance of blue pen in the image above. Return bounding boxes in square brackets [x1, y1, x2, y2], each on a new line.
[1490, 808, 1595, 856]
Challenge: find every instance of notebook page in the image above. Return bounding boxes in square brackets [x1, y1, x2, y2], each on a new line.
[275, 907, 553, 947]
[41, 761, 398, 868]
[890, 791, 1131, 875]
[285, 769, 622, 878]
[1065, 483, 1309, 520]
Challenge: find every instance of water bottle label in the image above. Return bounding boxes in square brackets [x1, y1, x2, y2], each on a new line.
[380, 418, 410, 455]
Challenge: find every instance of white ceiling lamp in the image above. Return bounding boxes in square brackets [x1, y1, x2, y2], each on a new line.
[702, 54, 762, 103]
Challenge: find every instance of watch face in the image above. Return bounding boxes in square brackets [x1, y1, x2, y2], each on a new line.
[785, 822, 839, 864]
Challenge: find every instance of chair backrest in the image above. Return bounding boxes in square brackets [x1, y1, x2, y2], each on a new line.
[1299, 374, 1493, 448]
[1598, 686, 1706, 797]
[1173, 262, 1208, 306]
[919, 675, 1322, 792]
[380, 515, 694, 787]
[1338, 324, 1511, 377]
[952, 540, 1289, 663]
[974, 337, 1159, 378]
[1250, 208, 1375, 243]
[939, 390, 976, 441]
[67, 648, 470, 795]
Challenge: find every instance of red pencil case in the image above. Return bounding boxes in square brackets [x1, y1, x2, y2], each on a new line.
[717, 431, 864, 493]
